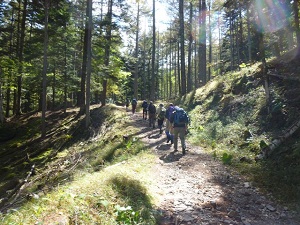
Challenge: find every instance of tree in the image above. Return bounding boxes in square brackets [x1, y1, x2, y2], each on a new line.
[85, 0, 92, 127]
[41, 0, 49, 139]
[101, 0, 113, 106]
[198, 0, 206, 86]
[0, 67, 4, 123]
[179, 0, 186, 95]
[187, 2, 193, 93]
[134, 0, 140, 100]
[15, 0, 28, 116]
[150, 0, 156, 101]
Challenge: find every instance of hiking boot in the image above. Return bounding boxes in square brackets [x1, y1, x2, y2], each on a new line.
[166, 139, 170, 143]
[182, 147, 186, 155]
[170, 140, 173, 145]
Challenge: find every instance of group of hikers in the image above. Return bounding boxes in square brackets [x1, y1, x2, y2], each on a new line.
[127, 99, 190, 155]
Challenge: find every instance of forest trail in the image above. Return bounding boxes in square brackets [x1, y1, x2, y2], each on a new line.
[128, 111, 299, 225]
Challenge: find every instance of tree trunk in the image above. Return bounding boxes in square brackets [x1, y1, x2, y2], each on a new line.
[0, 68, 4, 123]
[169, 31, 173, 98]
[79, 5, 89, 113]
[134, 1, 140, 100]
[52, 68, 56, 110]
[142, 32, 147, 100]
[258, 31, 270, 114]
[6, 74, 11, 117]
[229, 12, 234, 71]
[247, 7, 252, 62]
[7, 8, 15, 117]
[179, 0, 186, 94]
[16, 0, 28, 115]
[41, 0, 49, 139]
[208, 2, 212, 81]
[150, 0, 156, 101]
[156, 31, 160, 99]
[102, 0, 113, 106]
[63, 28, 67, 114]
[262, 119, 300, 158]
[177, 41, 181, 96]
[187, 2, 193, 93]
[199, 0, 206, 86]
[85, 0, 92, 127]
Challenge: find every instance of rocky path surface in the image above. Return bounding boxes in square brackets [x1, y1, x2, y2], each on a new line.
[130, 112, 299, 225]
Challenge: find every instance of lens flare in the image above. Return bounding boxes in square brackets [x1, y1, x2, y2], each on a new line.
[253, 0, 290, 33]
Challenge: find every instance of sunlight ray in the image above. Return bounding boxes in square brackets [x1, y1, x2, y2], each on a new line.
[254, 0, 290, 33]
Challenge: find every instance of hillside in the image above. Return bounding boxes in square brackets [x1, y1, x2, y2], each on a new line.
[0, 50, 300, 224]
[180, 49, 300, 208]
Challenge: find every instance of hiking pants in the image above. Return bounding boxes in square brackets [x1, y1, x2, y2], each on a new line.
[149, 113, 156, 128]
[173, 126, 186, 153]
[165, 119, 174, 141]
[132, 105, 137, 114]
[143, 108, 147, 119]
[157, 118, 164, 133]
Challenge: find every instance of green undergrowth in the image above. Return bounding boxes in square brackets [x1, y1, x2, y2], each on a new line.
[0, 105, 160, 224]
[184, 55, 300, 211]
[1, 153, 158, 225]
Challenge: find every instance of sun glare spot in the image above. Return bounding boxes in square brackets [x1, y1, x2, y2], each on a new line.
[253, 0, 290, 33]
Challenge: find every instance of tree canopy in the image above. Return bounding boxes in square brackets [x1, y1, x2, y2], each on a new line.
[0, 0, 299, 127]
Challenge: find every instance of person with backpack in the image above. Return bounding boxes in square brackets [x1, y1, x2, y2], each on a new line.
[156, 103, 166, 134]
[148, 101, 156, 128]
[170, 106, 189, 155]
[142, 100, 148, 120]
[165, 103, 175, 144]
[131, 98, 137, 114]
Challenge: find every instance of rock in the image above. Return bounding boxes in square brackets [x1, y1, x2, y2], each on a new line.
[182, 214, 194, 222]
[210, 200, 217, 209]
[244, 182, 251, 188]
[266, 204, 276, 212]
[228, 210, 239, 218]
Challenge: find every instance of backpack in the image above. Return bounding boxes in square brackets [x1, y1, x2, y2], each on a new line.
[158, 108, 166, 120]
[132, 99, 137, 106]
[174, 108, 189, 125]
[166, 105, 175, 120]
[148, 104, 156, 114]
[142, 101, 148, 109]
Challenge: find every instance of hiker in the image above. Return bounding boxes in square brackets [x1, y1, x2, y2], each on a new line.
[170, 106, 189, 155]
[125, 98, 130, 111]
[156, 103, 166, 134]
[165, 103, 175, 144]
[142, 100, 148, 120]
[132, 98, 137, 114]
[148, 101, 156, 128]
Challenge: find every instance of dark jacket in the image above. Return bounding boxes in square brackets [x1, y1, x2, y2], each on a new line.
[142, 101, 148, 109]
[148, 103, 156, 114]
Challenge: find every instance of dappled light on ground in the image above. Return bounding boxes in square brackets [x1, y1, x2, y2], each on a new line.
[129, 110, 299, 225]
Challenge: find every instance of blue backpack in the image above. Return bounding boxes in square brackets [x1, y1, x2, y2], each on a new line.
[174, 108, 189, 125]
[166, 106, 175, 120]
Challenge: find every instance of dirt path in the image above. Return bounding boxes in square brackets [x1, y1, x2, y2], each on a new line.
[129, 111, 299, 225]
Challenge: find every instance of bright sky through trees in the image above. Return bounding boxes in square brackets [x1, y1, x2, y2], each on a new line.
[141, 0, 170, 32]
